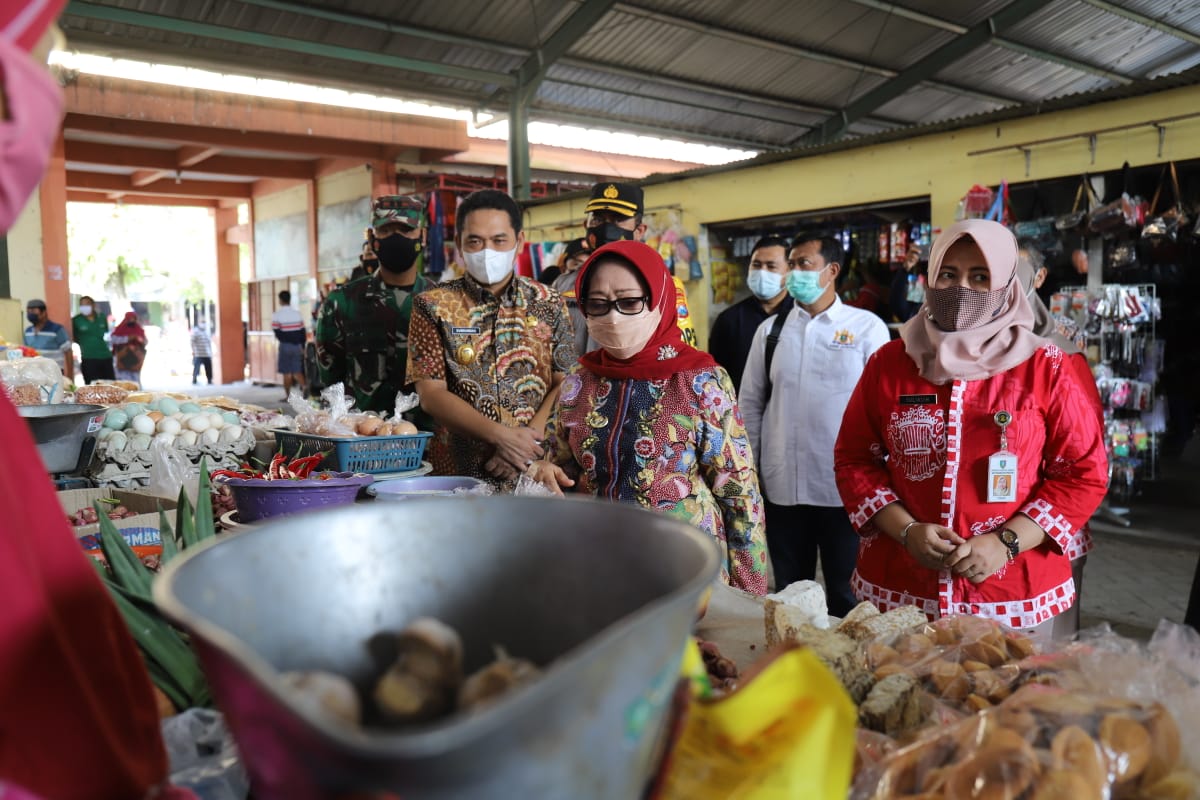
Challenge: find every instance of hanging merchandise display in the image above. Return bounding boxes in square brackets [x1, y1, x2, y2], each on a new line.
[1054, 283, 1163, 505]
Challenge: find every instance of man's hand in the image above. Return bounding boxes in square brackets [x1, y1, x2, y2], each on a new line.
[903, 523, 966, 571]
[488, 425, 544, 473]
[527, 460, 575, 496]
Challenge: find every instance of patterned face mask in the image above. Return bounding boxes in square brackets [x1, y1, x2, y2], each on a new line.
[924, 281, 1010, 331]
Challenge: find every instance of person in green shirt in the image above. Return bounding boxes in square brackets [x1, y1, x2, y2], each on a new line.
[71, 295, 114, 385]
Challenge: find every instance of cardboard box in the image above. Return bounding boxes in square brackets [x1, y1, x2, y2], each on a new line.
[58, 487, 179, 559]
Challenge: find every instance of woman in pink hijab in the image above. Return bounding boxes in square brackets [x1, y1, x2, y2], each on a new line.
[833, 219, 1108, 641]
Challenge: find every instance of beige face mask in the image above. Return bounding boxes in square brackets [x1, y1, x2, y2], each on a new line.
[586, 307, 662, 360]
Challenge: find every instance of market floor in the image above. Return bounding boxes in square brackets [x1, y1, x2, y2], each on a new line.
[149, 378, 1200, 641]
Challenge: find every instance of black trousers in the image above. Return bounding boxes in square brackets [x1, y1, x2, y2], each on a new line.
[192, 356, 213, 384]
[764, 500, 860, 617]
[80, 357, 115, 385]
[1186, 554, 1200, 632]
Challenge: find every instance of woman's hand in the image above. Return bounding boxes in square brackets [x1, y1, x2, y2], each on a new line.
[942, 534, 1009, 584]
[488, 424, 544, 473]
[903, 523, 965, 571]
[527, 459, 575, 496]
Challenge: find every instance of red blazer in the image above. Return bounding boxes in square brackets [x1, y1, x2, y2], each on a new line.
[834, 340, 1108, 629]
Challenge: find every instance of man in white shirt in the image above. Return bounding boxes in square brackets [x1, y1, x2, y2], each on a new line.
[739, 234, 890, 615]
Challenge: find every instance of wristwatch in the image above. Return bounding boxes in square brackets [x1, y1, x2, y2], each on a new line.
[997, 529, 1020, 562]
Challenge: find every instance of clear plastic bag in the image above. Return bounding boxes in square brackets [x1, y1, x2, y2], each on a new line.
[289, 384, 356, 437]
[162, 708, 249, 800]
[0, 356, 68, 405]
[146, 438, 198, 505]
[513, 472, 555, 497]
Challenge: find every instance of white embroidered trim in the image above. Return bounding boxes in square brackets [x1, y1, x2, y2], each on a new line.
[853, 573, 1076, 629]
[1064, 524, 1093, 560]
[850, 487, 898, 530]
[1021, 498, 1075, 553]
[938, 380, 966, 617]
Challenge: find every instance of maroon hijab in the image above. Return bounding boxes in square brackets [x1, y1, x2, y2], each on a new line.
[576, 240, 716, 380]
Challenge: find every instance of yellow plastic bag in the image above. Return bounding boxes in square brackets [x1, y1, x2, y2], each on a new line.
[654, 640, 856, 800]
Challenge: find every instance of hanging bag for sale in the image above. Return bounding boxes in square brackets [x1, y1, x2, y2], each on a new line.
[1012, 186, 1062, 255]
[1089, 162, 1144, 237]
[960, 184, 995, 219]
[1142, 161, 1188, 244]
[1054, 174, 1098, 233]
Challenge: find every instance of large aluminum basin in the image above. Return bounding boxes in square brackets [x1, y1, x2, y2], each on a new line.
[154, 496, 719, 799]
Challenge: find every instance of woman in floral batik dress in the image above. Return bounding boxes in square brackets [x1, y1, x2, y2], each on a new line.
[529, 240, 768, 594]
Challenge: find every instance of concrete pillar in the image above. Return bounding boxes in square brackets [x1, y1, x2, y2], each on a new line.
[214, 206, 244, 383]
[38, 133, 69, 323]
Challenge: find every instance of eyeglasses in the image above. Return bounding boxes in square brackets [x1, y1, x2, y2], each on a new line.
[582, 296, 650, 317]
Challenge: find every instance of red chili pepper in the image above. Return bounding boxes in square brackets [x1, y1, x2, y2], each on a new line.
[210, 469, 247, 480]
[288, 455, 325, 480]
[267, 452, 287, 480]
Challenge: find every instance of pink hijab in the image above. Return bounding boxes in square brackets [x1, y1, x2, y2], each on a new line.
[900, 219, 1048, 384]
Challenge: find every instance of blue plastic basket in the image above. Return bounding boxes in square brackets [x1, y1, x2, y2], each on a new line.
[272, 429, 432, 475]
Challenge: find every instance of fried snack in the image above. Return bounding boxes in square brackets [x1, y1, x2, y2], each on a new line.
[74, 384, 129, 405]
[783, 624, 875, 704]
[855, 688, 1197, 800]
[840, 606, 929, 643]
[859, 673, 924, 737]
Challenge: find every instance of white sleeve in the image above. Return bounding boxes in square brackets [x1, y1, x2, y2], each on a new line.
[738, 319, 771, 464]
[862, 316, 891, 363]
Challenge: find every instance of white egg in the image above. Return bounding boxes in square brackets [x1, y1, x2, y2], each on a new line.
[130, 414, 156, 435]
[107, 431, 128, 453]
[157, 417, 182, 435]
[177, 430, 198, 447]
[207, 412, 226, 430]
[218, 424, 243, 443]
[153, 432, 176, 446]
[201, 427, 221, 445]
[187, 415, 211, 433]
[130, 433, 153, 451]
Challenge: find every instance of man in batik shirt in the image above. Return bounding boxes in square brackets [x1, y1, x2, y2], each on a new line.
[407, 189, 575, 489]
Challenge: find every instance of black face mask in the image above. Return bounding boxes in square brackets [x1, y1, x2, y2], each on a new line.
[586, 222, 635, 249]
[27, 312, 40, 325]
[374, 234, 421, 273]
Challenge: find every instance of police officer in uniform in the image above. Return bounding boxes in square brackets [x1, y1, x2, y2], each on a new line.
[315, 195, 429, 415]
[583, 181, 698, 347]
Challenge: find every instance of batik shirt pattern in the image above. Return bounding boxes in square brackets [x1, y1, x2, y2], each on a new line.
[547, 364, 768, 594]
[407, 275, 574, 486]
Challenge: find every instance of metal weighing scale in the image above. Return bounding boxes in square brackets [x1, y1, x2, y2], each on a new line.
[18, 403, 107, 490]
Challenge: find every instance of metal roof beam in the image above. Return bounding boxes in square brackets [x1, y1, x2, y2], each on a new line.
[510, 0, 619, 199]
[1076, 0, 1200, 49]
[517, 0, 618, 92]
[531, 107, 778, 151]
[613, 1, 1021, 107]
[843, 0, 1137, 83]
[234, 0, 530, 56]
[63, 1, 515, 87]
[543, 76, 821, 129]
[557, 57, 908, 125]
[795, 0, 1060, 147]
[992, 37, 1134, 83]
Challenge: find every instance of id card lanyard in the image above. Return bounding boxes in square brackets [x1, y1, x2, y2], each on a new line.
[987, 410, 1018, 503]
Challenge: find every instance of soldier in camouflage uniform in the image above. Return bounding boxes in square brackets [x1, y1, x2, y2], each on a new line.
[315, 195, 429, 416]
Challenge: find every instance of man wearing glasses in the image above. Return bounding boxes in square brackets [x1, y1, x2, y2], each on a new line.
[407, 189, 574, 489]
[738, 234, 889, 613]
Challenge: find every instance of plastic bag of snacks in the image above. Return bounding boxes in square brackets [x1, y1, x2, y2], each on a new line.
[851, 682, 1196, 799]
[862, 615, 1038, 730]
[0, 356, 67, 405]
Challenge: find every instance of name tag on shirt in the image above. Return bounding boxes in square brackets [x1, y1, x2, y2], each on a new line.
[451, 326, 480, 335]
[987, 451, 1018, 503]
[899, 394, 937, 405]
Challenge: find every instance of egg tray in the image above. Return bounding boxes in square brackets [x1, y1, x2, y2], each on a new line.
[97, 426, 257, 468]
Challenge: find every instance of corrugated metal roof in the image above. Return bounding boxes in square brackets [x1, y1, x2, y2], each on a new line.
[57, 0, 1200, 156]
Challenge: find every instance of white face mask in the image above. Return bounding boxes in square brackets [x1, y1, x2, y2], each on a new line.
[463, 247, 516, 286]
[79, 305, 94, 316]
